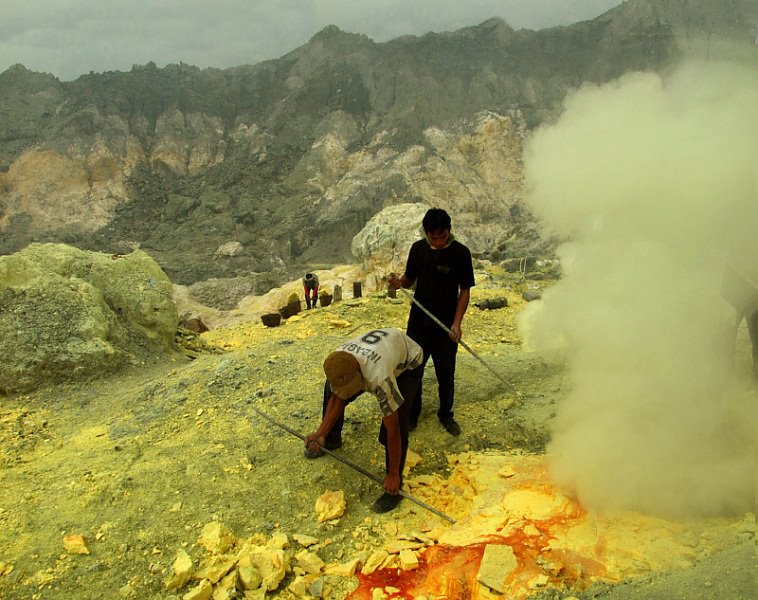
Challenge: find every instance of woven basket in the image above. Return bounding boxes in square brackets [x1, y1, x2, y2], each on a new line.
[261, 313, 282, 327]
[278, 300, 301, 319]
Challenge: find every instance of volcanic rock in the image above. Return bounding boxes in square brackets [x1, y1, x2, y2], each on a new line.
[0, 243, 178, 394]
[294, 549, 325, 574]
[477, 544, 518, 593]
[197, 522, 236, 554]
[182, 579, 212, 600]
[62, 534, 89, 555]
[315, 490, 346, 522]
[165, 549, 193, 589]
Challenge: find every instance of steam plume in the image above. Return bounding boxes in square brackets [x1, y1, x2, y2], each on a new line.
[520, 61, 758, 517]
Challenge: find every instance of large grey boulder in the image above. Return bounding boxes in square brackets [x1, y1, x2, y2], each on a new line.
[350, 203, 429, 291]
[0, 243, 178, 394]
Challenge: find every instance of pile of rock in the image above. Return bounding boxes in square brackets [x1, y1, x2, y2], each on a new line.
[163, 515, 435, 599]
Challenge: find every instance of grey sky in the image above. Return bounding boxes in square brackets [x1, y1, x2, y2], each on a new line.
[0, 0, 624, 81]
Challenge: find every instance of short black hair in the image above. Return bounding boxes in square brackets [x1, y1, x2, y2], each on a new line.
[422, 208, 452, 232]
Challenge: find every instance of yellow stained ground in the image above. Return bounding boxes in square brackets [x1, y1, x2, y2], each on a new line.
[0, 274, 753, 600]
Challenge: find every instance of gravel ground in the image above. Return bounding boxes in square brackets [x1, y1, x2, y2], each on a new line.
[0, 276, 754, 599]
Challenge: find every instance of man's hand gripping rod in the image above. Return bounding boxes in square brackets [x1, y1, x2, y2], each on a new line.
[252, 406, 456, 524]
[393, 284, 516, 393]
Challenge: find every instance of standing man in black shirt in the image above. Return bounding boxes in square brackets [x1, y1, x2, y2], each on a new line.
[388, 208, 475, 436]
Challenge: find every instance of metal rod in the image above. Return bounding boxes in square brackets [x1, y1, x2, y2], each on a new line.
[395, 286, 516, 392]
[252, 406, 456, 524]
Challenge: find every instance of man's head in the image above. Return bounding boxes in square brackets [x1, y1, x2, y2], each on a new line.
[323, 351, 362, 399]
[422, 208, 452, 249]
[305, 273, 314, 281]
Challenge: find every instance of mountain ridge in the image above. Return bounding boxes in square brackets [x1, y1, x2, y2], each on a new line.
[0, 0, 755, 285]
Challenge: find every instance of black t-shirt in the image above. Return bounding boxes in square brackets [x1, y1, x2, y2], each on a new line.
[404, 238, 475, 329]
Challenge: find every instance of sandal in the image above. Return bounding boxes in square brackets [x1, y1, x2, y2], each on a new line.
[372, 492, 403, 513]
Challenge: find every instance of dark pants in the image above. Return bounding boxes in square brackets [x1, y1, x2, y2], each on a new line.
[406, 324, 458, 424]
[304, 285, 318, 308]
[748, 310, 758, 380]
[321, 368, 421, 479]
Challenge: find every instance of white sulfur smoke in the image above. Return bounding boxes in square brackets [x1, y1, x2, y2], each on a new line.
[519, 60, 758, 518]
